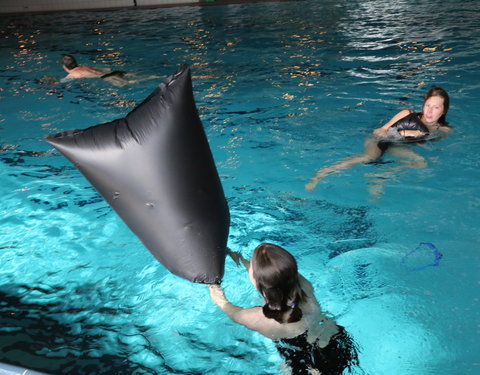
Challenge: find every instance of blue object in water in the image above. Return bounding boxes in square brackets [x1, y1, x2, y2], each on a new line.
[402, 242, 443, 271]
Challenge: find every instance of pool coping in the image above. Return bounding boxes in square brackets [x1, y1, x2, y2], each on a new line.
[0, 0, 299, 15]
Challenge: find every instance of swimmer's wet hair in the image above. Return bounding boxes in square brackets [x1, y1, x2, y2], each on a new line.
[62, 55, 78, 70]
[252, 243, 306, 324]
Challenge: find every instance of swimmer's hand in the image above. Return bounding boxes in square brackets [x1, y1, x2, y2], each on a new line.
[228, 250, 242, 265]
[227, 249, 250, 269]
[305, 179, 318, 192]
[401, 129, 426, 138]
[208, 283, 223, 293]
[208, 284, 228, 308]
[373, 128, 387, 137]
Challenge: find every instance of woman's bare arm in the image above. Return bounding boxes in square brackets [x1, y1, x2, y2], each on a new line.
[208, 284, 306, 338]
[373, 109, 412, 137]
[208, 284, 263, 328]
[227, 249, 250, 269]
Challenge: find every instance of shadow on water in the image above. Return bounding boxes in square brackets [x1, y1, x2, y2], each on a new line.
[0, 286, 157, 375]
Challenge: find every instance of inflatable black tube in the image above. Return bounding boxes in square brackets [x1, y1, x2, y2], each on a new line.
[386, 112, 429, 141]
[45, 65, 229, 284]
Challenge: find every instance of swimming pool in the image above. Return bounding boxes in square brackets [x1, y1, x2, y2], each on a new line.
[1, 0, 479, 373]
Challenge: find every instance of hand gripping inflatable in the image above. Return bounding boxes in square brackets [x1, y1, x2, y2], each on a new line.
[46, 65, 229, 284]
[386, 112, 429, 141]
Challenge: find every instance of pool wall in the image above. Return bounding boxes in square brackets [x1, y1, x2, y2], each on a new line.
[0, 361, 51, 375]
[0, 0, 200, 14]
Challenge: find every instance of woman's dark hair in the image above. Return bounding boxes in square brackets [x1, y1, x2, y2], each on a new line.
[251, 243, 306, 324]
[62, 55, 78, 70]
[423, 87, 450, 126]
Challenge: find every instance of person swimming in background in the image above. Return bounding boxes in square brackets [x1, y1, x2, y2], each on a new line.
[209, 243, 359, 375]
[305, 87, 452, 199]
[59, 54, 159, 87]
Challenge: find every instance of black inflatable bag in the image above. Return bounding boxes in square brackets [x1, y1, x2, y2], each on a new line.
[46, 65, 229, 284]
[386, 112, 429, 141]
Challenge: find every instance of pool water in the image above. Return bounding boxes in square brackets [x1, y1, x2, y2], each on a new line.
[1, 0, 479, 374]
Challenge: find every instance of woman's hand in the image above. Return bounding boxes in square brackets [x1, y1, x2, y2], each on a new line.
[208, 283, 223, 294]
[305, 179, 319, 192]
[208, 284, 228, 307]
[373, 128, 387, 137]
[227, 249, 250, 269]
[402, 129, 425, 138]
[228, 249, 243, 266]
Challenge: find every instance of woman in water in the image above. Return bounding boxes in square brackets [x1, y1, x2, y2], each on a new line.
[209, 243, 359, 375]
[305, 87, 452, 197]
[58, 55, 159, 86]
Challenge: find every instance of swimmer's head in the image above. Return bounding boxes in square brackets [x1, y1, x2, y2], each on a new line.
[251, 243, 304, 323]
[423, 87, 449, 126]
[62, 55, 78, 70]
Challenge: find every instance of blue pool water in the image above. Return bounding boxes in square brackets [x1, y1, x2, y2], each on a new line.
[1, 0, 479, 374]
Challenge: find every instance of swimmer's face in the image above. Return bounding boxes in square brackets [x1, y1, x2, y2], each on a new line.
[422, 96, 445, 125]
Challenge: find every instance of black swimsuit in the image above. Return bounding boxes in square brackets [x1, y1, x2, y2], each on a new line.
[274, 326, 359, 375]
[101, 70, 126, 79]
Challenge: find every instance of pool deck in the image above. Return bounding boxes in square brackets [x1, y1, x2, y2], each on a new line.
[0, 361, 52, 375]
[0, 0, 298, 15]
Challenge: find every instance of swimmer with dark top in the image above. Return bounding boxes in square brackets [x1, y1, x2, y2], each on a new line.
[59, 55, 158, 87]
[209, 243, 359, 375]
[305, 87, 452, 198]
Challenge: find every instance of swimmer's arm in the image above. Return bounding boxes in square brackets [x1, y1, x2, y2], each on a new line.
[373, 109, 412, 136]
[208, 284, 241, 314]
[60, 74, 74, 83]
[401, 129, 425, 138]
[208, 284, 259, 326]
[428, 126, 453, 142]
[227, 249, 250, 269]
[96, 67, 111, 73]
[439, 125, 454, 134]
